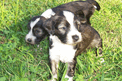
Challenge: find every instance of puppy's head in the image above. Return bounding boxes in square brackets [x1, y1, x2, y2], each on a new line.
[43, 11, 86, 45]
[25, 16, 48, 44]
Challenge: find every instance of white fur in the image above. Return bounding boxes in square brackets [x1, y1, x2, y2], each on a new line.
[63, 11, 82, 45]
[30, 18, 40, 28]
[49, 35, 76, 63]
[49, 35, 75, 81]
[25, 18, 40, 44]
[65, 75, 73, 81]
[41, 9, 55, 19]
[93, 5, 97, 9]
[50, 75, 57, 81]
[100, 58, 105, 63]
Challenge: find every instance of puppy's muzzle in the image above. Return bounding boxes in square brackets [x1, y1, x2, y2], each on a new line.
[72, 35, 79, 42]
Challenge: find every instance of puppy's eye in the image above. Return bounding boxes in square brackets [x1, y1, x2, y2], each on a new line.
[59, 27, 66, 30]
[35, 30, 40, 33]
[62, 27, 66, 30]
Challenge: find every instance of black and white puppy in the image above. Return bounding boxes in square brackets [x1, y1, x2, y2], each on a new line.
[43, 11, 83, 81]
[25, 0, 100, 44]
[43, 10, 103, 81]
[25, 16, 48, 44]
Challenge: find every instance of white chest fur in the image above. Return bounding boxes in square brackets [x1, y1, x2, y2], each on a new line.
[49, 35, 76, 63]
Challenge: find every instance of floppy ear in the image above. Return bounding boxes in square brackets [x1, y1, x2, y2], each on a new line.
[87, 0, 100, 11]
[43, 17, 55, 35]
[34, 16, 46, 28]
[74, 10, 87, 24]
[27, 16, 41, 30]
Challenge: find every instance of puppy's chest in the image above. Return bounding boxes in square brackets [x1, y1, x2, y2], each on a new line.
[49, 36, 76, 63]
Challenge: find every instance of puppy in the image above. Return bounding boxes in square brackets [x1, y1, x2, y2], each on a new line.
[25, 0, 100, 44]
[25, 16, 48, 44]
[43, 11, 102, 81]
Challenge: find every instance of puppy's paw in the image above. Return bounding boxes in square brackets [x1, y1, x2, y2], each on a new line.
[100, 58, 105, 63]
[49, 75, 57, 81]
[65, 75, 73, 81]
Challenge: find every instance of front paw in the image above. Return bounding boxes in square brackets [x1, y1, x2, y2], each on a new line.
[49, 79, 56, 81]
[65, 75, 73, 81]
[49, 75, 57, 81]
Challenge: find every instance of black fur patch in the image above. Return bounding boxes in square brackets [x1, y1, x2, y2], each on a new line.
[49, 38, 53, 49]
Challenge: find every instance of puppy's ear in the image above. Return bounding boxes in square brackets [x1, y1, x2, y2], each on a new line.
[74, 10, 87, 24]
[87, 0, 100, 11]
[36, 16, 46, 28]
[27, 16, 41, 27]
[75, 10, 84, 18]
[43, 17, 55, 35]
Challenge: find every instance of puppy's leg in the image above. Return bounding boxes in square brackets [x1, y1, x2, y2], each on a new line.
[65, 60, 76, 81]
[95, 38, 102, 56]
[95, 38, 104, 63]
[50, 60, 59, 81]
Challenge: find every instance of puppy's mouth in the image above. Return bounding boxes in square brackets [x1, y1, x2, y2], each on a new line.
[26, 41, 36, 45]
[70, 41, 81, 45]
[65, 40, 81, 46]
[65, 35, 82, 45]
[35, 39, 41, 44]
[25, 38, 37, 45]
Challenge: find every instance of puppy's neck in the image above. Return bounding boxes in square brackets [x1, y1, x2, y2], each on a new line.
[50, 35, 77, 46]
[50, 35, 62, 44]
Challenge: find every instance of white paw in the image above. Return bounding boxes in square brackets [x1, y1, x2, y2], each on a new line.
[50, 75, 57, 81]
[100, 58, 105, 63]
[65, 75, 73, 81]
[50, 79, 56, 81]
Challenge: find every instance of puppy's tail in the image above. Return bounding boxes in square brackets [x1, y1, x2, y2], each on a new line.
[79, 0, 100, 11]
[87, 0, 100, 11]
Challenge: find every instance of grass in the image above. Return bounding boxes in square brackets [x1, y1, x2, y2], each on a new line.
[0, 0, 122, 81]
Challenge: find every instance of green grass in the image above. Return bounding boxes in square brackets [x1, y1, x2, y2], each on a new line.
[0, 0, 122, 81]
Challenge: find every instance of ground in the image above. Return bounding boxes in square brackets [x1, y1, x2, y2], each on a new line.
[0, 0, 122, 81]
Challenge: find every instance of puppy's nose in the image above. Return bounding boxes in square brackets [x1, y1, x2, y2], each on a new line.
[27, 38, 32, 42]
[72, 35, 79, 42]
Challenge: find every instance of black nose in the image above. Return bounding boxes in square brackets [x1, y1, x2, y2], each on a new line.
[27, 38, 32, 42]
[72, 35, 79, 42]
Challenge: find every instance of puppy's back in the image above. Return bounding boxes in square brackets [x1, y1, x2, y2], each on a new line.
[75, 24, 102, 56]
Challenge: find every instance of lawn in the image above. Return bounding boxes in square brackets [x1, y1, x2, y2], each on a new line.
[0, 0, 122, 81]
